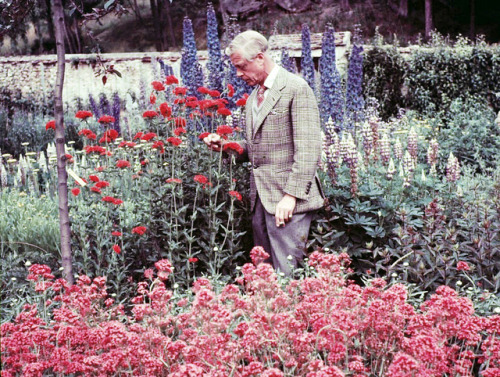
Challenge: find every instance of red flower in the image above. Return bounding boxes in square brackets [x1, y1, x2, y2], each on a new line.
[98, 115, 115, 124]
[116, 160, 131, 169]
[174, 98, 185, 105]
[166, 137, 182, 146]
[173, 87, 187, 96]
[236, 98, 247, 106]
[111, 231, 122, 236]
[152, 140, 165, 153]
[229, 190, 242, 201]
[216, 124, 233, 136]
[89, 175, 100, 182]
[133, 132, 144, 140]
[151, 81, 165, 91]
[102, 196, 116, 203]
[85, 145, 110, 155]
[166, 178, 182, 184]
[159, 102, 172, 117]
[150, 94, 157, 104]
[194, 174, 209, 184]
[95, 181, 110, 188]
[132, 226, 147, 235]
[112, 244, 121, 254]
[457, 261, 470, 271]
[186, 99, 198, 108]
[223, 142, 244, 155]
[90, 186, 102, 194]
[75, 110, 93, 120]
[143, 110, 159, 119]
[45, 120, 56, 130]
[65, 154, 74, 163]
[188, 257, 198, 263]
[217, 107, 232, 116]
[227, 84, 235, 97]
[71, 187, 80, 196]
[113, 198, 123, 205]
[95, 166, 106, 172]
[174, 127, 186, 136]
[141, 132, 157, 141]
[166, 75, 179, 85]
[209, 90, 221, 98]
[173, 117, 187, 127]
[198, 132, 210, 140]
[198, 87, 210, 95]
[78, 128, 97, 140]
[99, 129, 119, 143]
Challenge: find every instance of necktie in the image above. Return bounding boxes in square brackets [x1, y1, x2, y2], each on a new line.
[257, 85, 266, 107]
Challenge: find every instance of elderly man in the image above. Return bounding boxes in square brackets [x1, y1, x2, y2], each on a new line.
[204, 30, 324, 276]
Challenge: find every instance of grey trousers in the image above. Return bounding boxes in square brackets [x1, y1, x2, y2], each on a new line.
[252, 195, 313, 276]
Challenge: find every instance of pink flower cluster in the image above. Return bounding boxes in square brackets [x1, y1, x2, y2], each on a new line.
[2, 251, 498, 377]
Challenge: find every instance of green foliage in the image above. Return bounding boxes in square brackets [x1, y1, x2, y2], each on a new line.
[363, 45, 406, 120]
[437, 97, 500, 171]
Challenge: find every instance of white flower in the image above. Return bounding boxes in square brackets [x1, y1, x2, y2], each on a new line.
[494, 307, 500, 314]
[25, 261, 32, 267]
[456, 280, 463, 286]
[391, 273, 398, 278]
[287, 255, 293, 260]
[173, 283, 179, 289]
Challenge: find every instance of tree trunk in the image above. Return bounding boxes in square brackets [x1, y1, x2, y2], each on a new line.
[150, 0, 161, 51]
[399, 0, 408, 18]
[164, 0, 176, 48]
[51, 0, 74, 285]
[425, 0, 433, 39]
[469, 0, 475, 40]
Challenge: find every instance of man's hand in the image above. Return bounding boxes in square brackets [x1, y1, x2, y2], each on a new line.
[203, 133, 224, 152]
[275, 194, 296, 227]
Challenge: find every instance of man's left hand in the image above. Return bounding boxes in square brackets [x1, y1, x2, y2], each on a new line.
[275, 194, 297, 227]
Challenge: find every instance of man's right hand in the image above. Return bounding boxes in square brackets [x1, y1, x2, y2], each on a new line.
[203, 133, 224, 152]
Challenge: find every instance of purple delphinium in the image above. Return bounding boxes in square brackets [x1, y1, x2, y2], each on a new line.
[345, 44, 365, 127]
[319, 24, 344, 134]
[99, 93, 111, 118]
[158, 59, 174, 77]
[281, 48, 297, 74]
[301, 24, 315, 92]
[88, 94, 100, 121]
[206, 3, 224, 92]
[111, 92, 121, 133]
[181, 17, 204, 99]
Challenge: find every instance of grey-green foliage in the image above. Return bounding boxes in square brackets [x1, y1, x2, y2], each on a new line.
[439, 97, 500, 171]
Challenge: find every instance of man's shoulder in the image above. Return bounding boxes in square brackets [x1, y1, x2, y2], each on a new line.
[279, 68, 312, 91]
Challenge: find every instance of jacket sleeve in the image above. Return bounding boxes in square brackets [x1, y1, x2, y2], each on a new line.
[283, 81, 322, 200]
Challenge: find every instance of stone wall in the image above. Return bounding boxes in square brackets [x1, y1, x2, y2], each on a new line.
[0, 32, 352, 109]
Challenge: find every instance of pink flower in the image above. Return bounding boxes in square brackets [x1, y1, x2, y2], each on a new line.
[250, 246, 270, 265]
[457, 261, 470, 271]
[193, 175, 208, 185]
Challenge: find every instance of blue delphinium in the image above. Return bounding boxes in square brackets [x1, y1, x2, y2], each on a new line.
[88, 94, 100, 121]
[206, 3, 224, 92]
[301, 24, 315, 92]
[111, 92, 121, 133]
[158, 58, 174, 77]
[281, 48, 297, 74]
[345, 44, 365, 127]
[181, 17, 204, 98]
[319, 24, 344, 135]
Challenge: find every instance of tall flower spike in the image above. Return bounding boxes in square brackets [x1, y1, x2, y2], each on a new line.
[280, 48, 298, 74]
[394, 138, 403, 160]
[0, 162, 7, 187]
[407, 126, 418, 164]
[181, 17, 204, 99]
[345, 43, 365, 127]
[386, 157, 396, 180]
[361, 121, 373, 162]
[370, 117, 380, 160]
[301, 24, 315, 92]
[379, 132, 391, 165]
[427, 138, 439, 174]
[446, 152, 460, 182]
[319, 24, 344, 132]
[403, 150, 414, 188]
[206, 3, 224, 92]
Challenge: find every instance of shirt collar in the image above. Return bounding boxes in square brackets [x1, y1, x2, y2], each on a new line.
[263, 64, 280, 90]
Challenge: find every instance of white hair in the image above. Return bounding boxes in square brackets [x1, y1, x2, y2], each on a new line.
[225, 30, 269, 61]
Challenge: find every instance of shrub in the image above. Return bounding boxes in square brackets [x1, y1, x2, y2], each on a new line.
[1, 251, 499, 376]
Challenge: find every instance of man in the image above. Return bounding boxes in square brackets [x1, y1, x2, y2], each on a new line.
[204, 30, 324, 276]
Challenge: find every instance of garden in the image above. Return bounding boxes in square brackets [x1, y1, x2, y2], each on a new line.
[1, 5, 500, 377]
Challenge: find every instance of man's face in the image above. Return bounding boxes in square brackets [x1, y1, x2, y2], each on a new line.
[230, 51, 266, 87]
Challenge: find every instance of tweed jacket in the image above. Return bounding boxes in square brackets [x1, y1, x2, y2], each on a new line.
[238, 67, 325, 214]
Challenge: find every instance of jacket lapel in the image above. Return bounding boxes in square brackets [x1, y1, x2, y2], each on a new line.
[252, 67, 287, 139]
